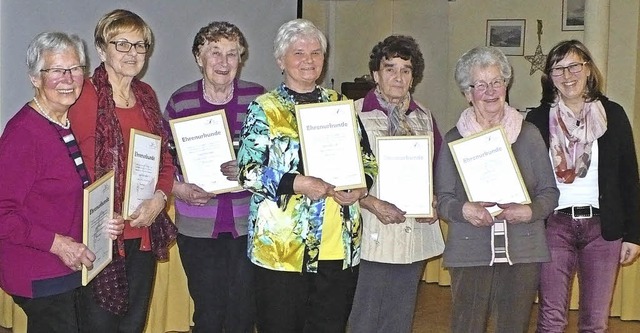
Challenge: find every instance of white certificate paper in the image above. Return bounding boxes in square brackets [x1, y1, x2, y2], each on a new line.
[448, 126, 530, 215]
[169, 110, 241, 194]
[376, 136, 433, 217]
[82, 171, 114, 285]
[122, 129, 161, 218]
[295, 100, 366, 191]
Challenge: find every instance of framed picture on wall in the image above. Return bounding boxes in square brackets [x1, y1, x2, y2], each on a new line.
[486, 19, 526, 56]
[562, 0, 585, 31]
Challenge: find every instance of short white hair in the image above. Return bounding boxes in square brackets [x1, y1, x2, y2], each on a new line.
[273, 19, 327, 60]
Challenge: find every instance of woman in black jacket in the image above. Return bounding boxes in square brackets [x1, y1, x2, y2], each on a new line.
[526, 39, 640, 333]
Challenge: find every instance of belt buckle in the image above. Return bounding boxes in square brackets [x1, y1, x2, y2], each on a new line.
[571, 205, 592, 219]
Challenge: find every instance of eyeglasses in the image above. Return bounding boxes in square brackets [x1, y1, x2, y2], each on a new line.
[40, 65, 85, 79]
[109, 40, 150, 54]
[549, 62, 587, 77]
[469, 78, 506, 93]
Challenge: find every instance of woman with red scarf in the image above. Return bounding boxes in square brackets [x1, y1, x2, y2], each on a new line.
[68, 9, 176, 333]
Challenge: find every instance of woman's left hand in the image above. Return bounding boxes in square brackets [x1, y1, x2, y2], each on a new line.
[129, 191, 166, 228]
[220, 160, 239, 181]
[106, 213, 125, 240]
[331, 188, 368, 206]
[620, 242, 640, 265]
[495, 203, 532, 224]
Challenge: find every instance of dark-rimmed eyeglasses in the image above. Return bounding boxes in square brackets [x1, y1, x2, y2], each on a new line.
[109, 41, 149, 54]
[40, 65, 85, 79]
[549, 62, 587, 77]
[469, 78, 506, 93]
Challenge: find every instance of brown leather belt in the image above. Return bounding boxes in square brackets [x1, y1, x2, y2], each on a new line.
[556, 206, 600, 219]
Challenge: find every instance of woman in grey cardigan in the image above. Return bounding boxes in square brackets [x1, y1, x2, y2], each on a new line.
[435, 46, 559, 333]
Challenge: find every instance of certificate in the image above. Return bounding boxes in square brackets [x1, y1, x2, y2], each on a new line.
[376, 136, 433, 217]
[82, 171, 114, 285]
[122, 129, 161, 218]
[169, 110, 241, 194]
[448, 126, 530, 215]
[295, 100, 366, 191]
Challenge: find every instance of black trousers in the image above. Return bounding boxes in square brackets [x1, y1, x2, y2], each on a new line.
[13, 289, 80, 333]
[254, 260, 358, 333]
[177, 233, 255, 333]
[79, 238, 156, 333]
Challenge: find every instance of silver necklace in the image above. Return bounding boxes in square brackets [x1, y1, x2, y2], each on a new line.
[203, 79, 234, 105]
[33, 97, 70, 129]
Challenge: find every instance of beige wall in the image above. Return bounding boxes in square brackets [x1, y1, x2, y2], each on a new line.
[304, 0, 640, 134]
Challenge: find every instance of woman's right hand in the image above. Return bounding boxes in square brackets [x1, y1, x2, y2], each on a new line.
[293, 175, 335, 200]
[49, 234, 96, 271]
[360, 196, 406, 224]
[172, 180, 214, 206]
[462, 201, 495, 227]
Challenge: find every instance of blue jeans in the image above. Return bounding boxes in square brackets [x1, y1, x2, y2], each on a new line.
[537, 213, 622, 333]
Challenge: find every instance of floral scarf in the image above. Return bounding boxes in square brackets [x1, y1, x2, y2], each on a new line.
[374, 86, 415, 136]
[549, 99, 607, 183]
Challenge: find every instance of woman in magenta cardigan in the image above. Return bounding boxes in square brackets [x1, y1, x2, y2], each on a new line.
[0, 32, 123, 333]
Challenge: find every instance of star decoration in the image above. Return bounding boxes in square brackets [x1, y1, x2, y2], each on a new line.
[525, 44, 546, 75]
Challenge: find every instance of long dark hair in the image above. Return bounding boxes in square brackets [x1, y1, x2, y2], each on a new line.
[540, 40, 604, 105]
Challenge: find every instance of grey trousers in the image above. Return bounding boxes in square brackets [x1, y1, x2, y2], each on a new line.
[348, 259, 426, 333]
[449, 263, 540, 333]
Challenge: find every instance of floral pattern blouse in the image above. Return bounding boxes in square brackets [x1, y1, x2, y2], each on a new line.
[238, 83, 378, 273]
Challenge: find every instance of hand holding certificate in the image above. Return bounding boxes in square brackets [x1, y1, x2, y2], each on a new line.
[295, 100, 366, 191]
[82, 171, 115, 285]
[448, 126, 530, 215]
[169, 110, 241, 194]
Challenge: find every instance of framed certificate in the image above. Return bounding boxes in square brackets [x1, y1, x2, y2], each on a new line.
[376, 135, 433, 217]
[122, 129, 161, 219]
[295, 100, 366, 191]
[82, 170, 114, 285]
[169, 110, 242, 194]
[448, 126, 530, 215]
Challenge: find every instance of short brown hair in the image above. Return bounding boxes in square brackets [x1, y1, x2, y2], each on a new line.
[94, 9, 153, 53]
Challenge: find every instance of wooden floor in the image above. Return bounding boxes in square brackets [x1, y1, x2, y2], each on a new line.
[414, 282, 640, 332]
[3, 282, 639, 332]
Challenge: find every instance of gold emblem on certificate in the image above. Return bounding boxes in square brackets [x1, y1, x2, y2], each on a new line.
[82, 171, 114, 285]
[376, 135, 433, 217]
[169, 110, 241, 194]
[448, 126, 531, 215]
[122, 129, 161, 218]
[295, 100, 366, 191]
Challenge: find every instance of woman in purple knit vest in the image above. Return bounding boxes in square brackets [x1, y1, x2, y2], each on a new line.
[163, 21, 265, 333]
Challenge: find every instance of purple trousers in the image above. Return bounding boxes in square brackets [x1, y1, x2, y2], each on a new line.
[536, 212, 622, 333]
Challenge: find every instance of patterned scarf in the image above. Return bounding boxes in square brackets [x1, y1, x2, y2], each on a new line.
[90, 63, 177, 315]
[374, 87, 414, 136]
[549, 99, 607, 183]
[456, 104, 523, 144]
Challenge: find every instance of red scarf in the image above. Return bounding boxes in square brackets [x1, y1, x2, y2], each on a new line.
[90, 63, 177, 315]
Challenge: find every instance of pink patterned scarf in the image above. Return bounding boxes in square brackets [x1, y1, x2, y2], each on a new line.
[549, 99, 607, 183]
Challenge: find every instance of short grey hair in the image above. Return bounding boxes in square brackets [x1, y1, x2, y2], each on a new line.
[26, 32, 86, 77]
[454, 46, 511, 92]
[273, 19, 327, 60]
